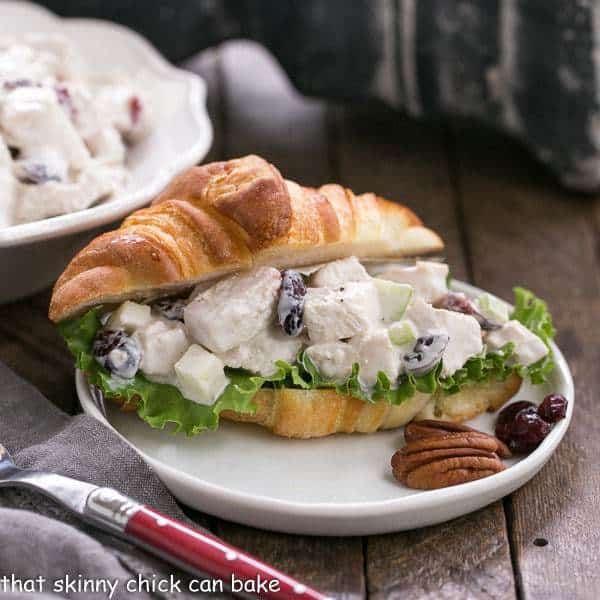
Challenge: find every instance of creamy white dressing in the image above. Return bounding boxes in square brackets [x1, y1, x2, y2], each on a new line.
[218, 325, 303, 377]
[371, 260, 449, 304]
[0, 34, 151, 227]
[486, 320, 548, 366]
[404, 298, 483, 377]
[98, 257, 544, 405]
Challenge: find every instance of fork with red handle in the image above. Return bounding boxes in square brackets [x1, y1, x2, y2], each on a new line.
[0, 443, 328, 600]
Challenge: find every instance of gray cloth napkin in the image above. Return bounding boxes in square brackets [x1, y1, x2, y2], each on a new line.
[0, 362, 225, 600]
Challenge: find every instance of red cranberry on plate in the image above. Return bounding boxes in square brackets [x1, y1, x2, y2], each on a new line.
[537, 394, 568, 423]
[494, 394, 567, 455]
[129, 96, 142, 125]
[507, 408, 551, 453]
[496, 401, 537, 426]
[495, 401, 537, 444]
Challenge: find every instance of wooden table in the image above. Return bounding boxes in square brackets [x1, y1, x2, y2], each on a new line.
[1, 41, 598, 599]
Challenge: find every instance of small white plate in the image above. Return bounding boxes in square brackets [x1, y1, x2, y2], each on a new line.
[78, 282, 574, 535]
[0, 2, 212, 301]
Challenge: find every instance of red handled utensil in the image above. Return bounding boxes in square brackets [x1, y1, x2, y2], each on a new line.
[0, 443, 328, 600]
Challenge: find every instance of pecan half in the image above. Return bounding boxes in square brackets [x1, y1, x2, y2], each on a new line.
[391, 420, 510, 490]
[405, 419, 511, 458]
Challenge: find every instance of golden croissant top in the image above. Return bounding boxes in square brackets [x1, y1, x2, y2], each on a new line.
[49, 155, 443, 322]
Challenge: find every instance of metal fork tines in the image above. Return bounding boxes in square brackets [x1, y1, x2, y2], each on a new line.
[0, 443, 97, 515]
[90, 385, 107, 417]
[0, 443, 18, 479]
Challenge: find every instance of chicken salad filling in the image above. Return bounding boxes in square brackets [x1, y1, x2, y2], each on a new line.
[0, 34, 151, 227]
[60, 257, 556, 435]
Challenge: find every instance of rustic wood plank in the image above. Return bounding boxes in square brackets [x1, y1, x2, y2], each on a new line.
[216, 521, 365, 599]
[453, 123, 600, 599]
[367, 505, 514, 599]
[209, 41, 366, 599]
[335, 106, 516, 599]
[0, 289, 76, 412]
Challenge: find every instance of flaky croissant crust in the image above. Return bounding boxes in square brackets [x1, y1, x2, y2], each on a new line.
[49, 155, 443, 322]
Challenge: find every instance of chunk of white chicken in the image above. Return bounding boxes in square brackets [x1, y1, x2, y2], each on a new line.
[184, 266, 282, 354]
[87, 126, 126, 165]
[94, 84, 151, 143]
[174, 345, 229, 406]
[304, 281, 381, 343]
[1, 86, 90, 171]
[373, 261, 448, 304]
[486, 320, 548, 366]
[311, 256, 370, 288]
[134, 318, 189, 382]
[304, 342, 358, 382]
[0, 36, 70, 88]
[218, 326, 303, 377]
[352, 328, 401, 387]
[14, 163, 123, 223]
[405, 298, 483, 377]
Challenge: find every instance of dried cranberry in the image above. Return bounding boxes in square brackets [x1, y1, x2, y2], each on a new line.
[496, 401, 537, 426]
[495, 401, 554, 452]
[17, 163, 61, 185]
[435, 292, 500, 330]
[129, 96, 142, 125]
[537, 394, 568, 423]
[495, 422, 513, 445]
[435, 292, 477, 315]
[55, 85, 77, 119]
[495, 405, 538, 444]
[277, 270, 306, 336]
[3, 79, 36, 91]
[506, 408, 551, 453]
[93, 329, 141, 379]
[153, 297, 185, 322]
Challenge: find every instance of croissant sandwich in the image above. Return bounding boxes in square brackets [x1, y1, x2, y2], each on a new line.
[50, 155, 556, 438]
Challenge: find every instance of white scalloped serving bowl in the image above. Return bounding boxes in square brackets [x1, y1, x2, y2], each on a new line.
[0, 1, 212, 301]
[78, 281, 574, 536]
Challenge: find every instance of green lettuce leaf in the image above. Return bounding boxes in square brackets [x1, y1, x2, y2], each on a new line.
[59, 287, 555, 436]
[510, 287, 556, 384]
[59, 310, 298, 435]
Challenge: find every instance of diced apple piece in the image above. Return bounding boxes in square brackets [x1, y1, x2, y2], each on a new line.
[373, 279, 413, 323]
[107, 301, 152, 333]
[388, 319, 417, 346]
[135, 319, 189, 379]
[174, 345, 230, 406]
[475, 293, 509, 324]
